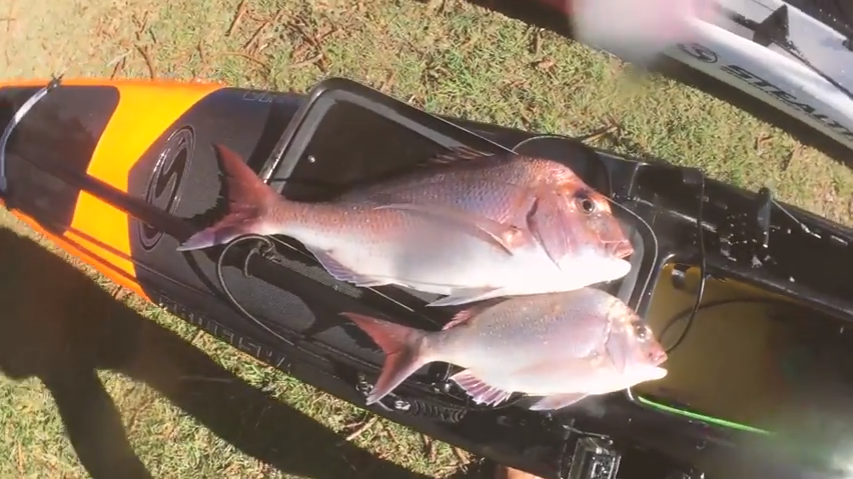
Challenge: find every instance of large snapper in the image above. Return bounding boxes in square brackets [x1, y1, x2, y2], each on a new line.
[178, 143, 634, 306]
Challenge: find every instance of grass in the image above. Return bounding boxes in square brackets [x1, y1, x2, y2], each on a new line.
[1, 0, 853, 477]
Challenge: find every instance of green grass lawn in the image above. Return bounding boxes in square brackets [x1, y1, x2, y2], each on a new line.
[2, 0, 853, 477]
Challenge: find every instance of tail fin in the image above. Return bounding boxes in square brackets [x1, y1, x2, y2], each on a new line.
[341, 312, 432, 405]
[178, 143, 283, 251]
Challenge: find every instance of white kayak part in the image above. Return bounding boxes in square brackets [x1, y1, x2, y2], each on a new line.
[575, 0, 853, 153]
[716, 0, 853, 94]
[664, 12, 853, 152]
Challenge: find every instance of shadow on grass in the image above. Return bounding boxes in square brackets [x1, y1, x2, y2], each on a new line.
[461, 0, 853, 170]
[0, 227, 432, 479]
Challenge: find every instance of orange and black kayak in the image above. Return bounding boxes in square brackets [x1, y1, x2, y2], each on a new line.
[2, 76, 853, 479]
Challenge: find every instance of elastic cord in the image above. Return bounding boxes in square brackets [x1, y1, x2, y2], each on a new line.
[0, 75, 64, 195]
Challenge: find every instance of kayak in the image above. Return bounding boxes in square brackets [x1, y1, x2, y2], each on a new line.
[516, 0, 853, 164]
[2, 76, 853, 479]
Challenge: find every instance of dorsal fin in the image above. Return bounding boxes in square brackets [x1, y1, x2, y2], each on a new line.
[335, 146, 511, 199]
[440, 300, 505, 330]
[419, 145, 505, 167]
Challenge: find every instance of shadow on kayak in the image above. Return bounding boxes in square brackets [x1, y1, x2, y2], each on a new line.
[0, 226, 435, 479]
[460, 0, 853, 171]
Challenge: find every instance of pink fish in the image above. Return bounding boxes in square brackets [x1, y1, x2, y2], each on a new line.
[342, 287, 668, 410]
[177, 143, 633, 307]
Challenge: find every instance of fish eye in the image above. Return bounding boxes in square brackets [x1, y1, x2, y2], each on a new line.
[633, 324, 650, 341]
[575, 194, 596, 214]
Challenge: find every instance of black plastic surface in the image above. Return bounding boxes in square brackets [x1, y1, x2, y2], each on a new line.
[0, 85, 119, 233]
[271, 77, 514, 201]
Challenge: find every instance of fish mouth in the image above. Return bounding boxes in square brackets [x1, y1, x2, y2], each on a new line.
[647, 346, 668, 365]
[605, 239, 634, 259]
[593, 215, 634, 258]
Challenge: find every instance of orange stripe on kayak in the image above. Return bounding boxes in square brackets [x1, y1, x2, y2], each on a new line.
[2, 79, 224, 301]
[3, 207, 150, 299]
[69, 81, 222, 294]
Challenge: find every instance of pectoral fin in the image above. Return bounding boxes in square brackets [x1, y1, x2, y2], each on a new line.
[527, 190, 573, 268]
[605, 329, 628, 373]
[374, 203, 525, 255]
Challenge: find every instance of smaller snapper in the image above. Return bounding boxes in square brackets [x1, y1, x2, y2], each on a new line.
[342, 287, 667, 411]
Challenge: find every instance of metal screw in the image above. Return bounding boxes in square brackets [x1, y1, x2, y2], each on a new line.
[393, 398, 411, 411]
[356, 376, 374, 395]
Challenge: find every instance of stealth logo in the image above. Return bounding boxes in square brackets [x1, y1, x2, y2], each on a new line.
[138, 126, 195, 251]
[678, 43, 718, 63]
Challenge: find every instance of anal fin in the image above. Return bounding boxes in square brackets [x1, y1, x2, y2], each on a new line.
[306, 247, 389, 288]
[528, 392, 588, 411]
[450, 369, 513, 406]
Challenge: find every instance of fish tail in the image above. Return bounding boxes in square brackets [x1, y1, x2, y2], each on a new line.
[178, 143, 287, 251]
[341, 312, 432, 405]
